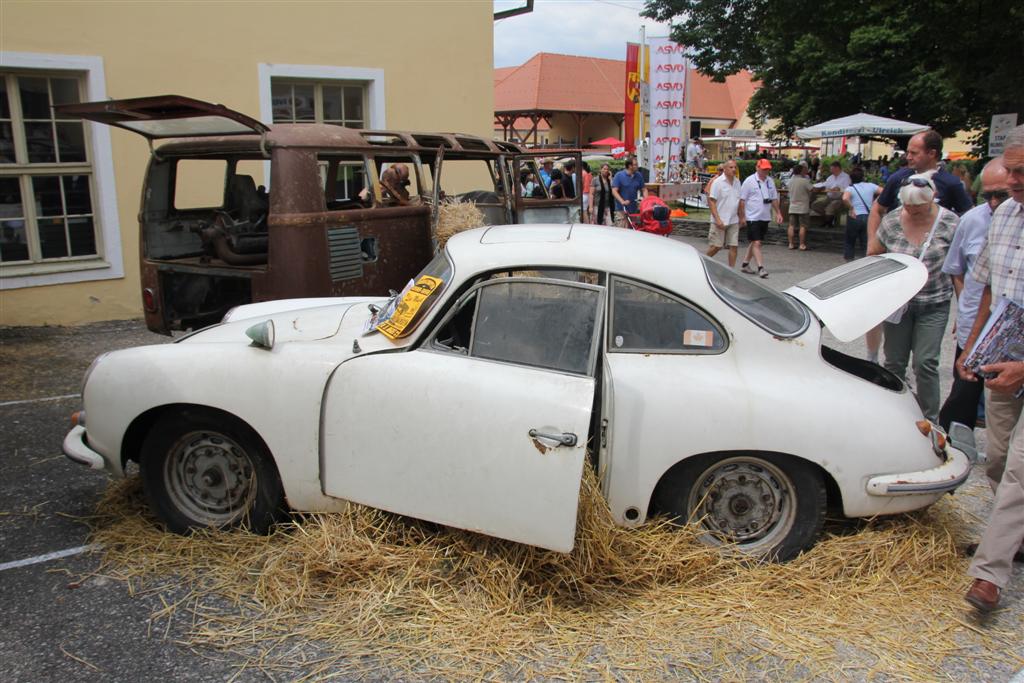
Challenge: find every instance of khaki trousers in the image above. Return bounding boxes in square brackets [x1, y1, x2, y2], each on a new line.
[967, 389, 1024, 588]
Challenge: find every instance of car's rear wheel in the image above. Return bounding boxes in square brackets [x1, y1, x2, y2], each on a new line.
[653, 452, 826, 562]
[140, 409, 285, 534]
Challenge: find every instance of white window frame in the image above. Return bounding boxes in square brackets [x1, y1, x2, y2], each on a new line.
[258, 64, 385, 185]
[0, 51, 122, 289]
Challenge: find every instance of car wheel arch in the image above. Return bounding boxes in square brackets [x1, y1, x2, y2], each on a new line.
[121, 403, 278, 485]
[646, 449, 844, 521]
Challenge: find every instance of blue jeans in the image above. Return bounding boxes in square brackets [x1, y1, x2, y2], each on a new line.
[883, 300, 951, 422]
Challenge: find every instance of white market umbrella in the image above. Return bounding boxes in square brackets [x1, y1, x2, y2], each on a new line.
[795, 113, 929, 140]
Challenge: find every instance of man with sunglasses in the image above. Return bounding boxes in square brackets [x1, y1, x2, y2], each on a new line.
[957, 125, 1024, 613]
[938, 159, 1011, 434]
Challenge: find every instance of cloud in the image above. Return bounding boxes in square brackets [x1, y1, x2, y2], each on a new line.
[494, 0, 673, 67]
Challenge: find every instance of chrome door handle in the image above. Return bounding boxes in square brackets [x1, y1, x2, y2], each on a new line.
[528, 429, 577, 447]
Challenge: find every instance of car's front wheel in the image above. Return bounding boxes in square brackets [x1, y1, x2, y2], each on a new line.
[140, 409, 285, 534]
[653, 452, 826, 562]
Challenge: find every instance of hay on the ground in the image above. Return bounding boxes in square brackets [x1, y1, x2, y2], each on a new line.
[82, 469, 1020, 681]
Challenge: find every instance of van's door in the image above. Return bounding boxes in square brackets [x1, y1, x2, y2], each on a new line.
[54, 95, 270, 140]
[512, 152, 585, 224]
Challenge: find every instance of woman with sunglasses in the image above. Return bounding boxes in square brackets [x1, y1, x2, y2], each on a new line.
[868, 174, 960, 421]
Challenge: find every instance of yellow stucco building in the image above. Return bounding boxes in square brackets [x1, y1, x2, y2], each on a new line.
[1, 1, 494, 327]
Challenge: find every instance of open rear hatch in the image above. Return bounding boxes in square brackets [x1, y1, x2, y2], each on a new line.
[784, 254, 927, 342]
[54, 94, 269, 141]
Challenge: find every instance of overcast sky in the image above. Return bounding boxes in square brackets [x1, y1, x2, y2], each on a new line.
[493, 0, 674, 68]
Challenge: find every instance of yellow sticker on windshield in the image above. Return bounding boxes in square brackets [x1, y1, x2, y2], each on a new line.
[377, 275, 444, 340]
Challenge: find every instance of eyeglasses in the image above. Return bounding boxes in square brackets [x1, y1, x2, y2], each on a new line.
[981, 190, 1010, 202]
[900, 177, 933, 188]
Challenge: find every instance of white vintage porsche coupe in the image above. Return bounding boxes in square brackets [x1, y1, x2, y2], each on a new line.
[64, 225, 971, 560]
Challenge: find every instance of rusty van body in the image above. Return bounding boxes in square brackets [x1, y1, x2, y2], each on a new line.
[57, 96, 581, 334]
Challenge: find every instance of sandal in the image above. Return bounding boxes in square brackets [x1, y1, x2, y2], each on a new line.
[799, 245, 807, 251]
[788, 244, 796, 250]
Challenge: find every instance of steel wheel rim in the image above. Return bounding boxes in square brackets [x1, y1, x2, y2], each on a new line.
[163, 430, 257, 526]
[686, 456, 797, 552]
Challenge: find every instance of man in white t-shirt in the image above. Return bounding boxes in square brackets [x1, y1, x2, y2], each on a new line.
[738, 158, 783, 278]
[706, 160, 742, 266]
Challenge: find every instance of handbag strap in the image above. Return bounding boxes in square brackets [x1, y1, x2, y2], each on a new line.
[916, 208, 944, 259]
[851, 184, 871, 215]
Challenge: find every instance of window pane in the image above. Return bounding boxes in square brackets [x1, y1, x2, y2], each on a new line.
[62, 175, 92, 214]
[472, 281, 599, 375]
[174, 159, 227, 209]
[344, 86, 364, 122]
[19, 77, 51, 119]
[322, 86, 342, 120]
[1, 220, 30, 262]
[32, 175, 63, 216]
[56, 122, 87, 162]
[0, 122, 14, 163]
[271, 82, 294, 123]
[50, 78, 80, 106]
[0, 177, 23, 217]
[345, 120, 364, 130]
[38, 216, 68, 258]
[611, 279, 724, 352]
[25, 121, 56, 163]
[704, 257, 809, 336]
[67, 216, 97, 256]
[33, 175, 64, 215]
[294, 84, 315, 121]
[0, 79, 9, 118]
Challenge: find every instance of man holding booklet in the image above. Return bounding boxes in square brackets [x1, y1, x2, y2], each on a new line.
[957, 126, 1024, 613]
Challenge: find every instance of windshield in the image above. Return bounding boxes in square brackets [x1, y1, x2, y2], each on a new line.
[703, 257, 809, 337]
[373, 250, 453, 339]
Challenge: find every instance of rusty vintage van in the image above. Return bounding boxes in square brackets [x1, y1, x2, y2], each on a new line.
[58, 95, 581, 334]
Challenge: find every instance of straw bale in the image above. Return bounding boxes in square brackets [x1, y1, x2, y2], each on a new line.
[84, 469, 1020, 681]
[436, 198, 486, 248]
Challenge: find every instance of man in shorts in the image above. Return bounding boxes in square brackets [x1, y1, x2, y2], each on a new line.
[738, 158, 783, 278]
[707, 160, 742, 267]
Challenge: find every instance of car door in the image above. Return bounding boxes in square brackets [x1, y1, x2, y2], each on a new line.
[512, 152, 584, 224]
[320, 277, 606, 552]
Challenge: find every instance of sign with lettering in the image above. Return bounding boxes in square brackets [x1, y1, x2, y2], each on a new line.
[647, 37, 688, 169]
[989, 114, 1018, 156]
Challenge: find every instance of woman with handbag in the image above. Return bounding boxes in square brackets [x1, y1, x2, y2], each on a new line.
[842, 166, 881, 260]
[591, 164, 616, 226]
[868, 174, 959, 421]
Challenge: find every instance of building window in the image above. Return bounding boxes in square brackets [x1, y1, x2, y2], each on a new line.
[270, 80, 367, 128]
[1, 72, 99, 265]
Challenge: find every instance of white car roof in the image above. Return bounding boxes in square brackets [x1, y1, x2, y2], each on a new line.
[444, 224, 707, 293]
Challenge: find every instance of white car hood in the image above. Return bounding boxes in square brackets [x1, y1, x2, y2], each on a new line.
[180, 297, 385, 345]
[784, 254, 927, 342]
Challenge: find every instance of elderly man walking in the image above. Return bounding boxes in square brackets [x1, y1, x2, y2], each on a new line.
[938, 159, 1011, 433]
[957, 126, 1024, 613]
[738, 158, 783, 278]
[706, 160, 742, 266]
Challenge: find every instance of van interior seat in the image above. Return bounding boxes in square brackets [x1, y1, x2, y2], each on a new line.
[228, 175, 268, 227]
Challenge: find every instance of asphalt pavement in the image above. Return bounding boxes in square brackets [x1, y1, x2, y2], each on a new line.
[1, 235, 1021, 682]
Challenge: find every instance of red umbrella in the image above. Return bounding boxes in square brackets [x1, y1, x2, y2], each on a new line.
[589, 137, 625, 147]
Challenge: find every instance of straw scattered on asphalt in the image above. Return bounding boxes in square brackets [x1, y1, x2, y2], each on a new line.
[83, 470, 1020, 681]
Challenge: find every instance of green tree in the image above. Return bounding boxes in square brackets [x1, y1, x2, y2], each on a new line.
[641, 0, 1024, 144]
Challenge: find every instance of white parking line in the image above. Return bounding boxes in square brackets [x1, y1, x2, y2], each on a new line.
[0, 544, 96, 572]
[0, 393, 80, 407]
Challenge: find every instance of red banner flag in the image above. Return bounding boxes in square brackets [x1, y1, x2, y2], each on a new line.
[624, 42, 640, 153]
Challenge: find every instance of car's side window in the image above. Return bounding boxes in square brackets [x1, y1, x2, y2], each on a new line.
[609, 277, 726, 353]
[431, 279, 603, 375]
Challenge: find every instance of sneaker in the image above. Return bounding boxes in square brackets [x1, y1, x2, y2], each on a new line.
[758, 266, 769, 278]
[741, 262, 755, 274]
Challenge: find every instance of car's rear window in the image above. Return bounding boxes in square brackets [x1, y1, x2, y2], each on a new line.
[703, 257, 809, 337]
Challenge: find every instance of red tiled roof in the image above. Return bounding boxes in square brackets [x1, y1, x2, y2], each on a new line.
[495, 52, 756, 123]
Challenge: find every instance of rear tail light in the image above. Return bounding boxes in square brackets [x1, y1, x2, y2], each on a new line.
[71, 411, 85, 427]
[142, 288, 158, 313]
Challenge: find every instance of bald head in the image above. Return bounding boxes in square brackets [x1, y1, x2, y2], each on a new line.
[979, 157, 1010, 210]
